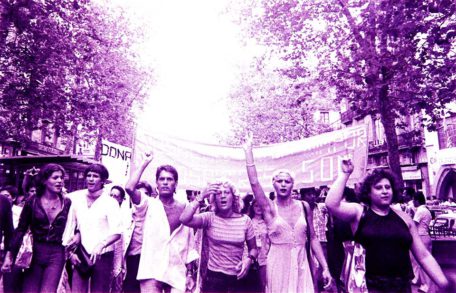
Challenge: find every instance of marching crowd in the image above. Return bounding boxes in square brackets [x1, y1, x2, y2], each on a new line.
[0, 134, 453, 293]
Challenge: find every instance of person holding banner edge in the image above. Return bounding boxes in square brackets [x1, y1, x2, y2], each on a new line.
[243, 133, 332, 293]
[325, 159, 450, 292]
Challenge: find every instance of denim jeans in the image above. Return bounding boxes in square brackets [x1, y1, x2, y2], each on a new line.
[72, 251, 114, 293]
[122, 254, 141, 293]
[22, 242, 65, 293]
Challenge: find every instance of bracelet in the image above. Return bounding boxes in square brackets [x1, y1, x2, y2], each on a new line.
[246, 163, 255, 167]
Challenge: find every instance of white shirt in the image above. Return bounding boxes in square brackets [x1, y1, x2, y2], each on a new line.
[414, 205, 432, 236]
[136, 195, 198, 292]
[12, 205, 23, 229]
[63, 187, 121, 254]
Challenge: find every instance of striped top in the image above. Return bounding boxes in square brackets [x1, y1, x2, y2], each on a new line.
[200, 212, 255, 275]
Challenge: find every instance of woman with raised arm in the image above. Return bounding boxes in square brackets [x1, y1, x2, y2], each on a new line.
[325, 159, 449, 293]
[180, 180, 258, 293]
[243, 133, 331, 293]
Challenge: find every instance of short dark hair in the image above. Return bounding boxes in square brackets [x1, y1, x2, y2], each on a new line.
[0, 185, 19, 198]
[413, 191, 426, 206]
[136, 181, 153, 196]
[25, 182, 37, 193]
[359, 169, 400, 205]
[84, 163, 109, 181]
[36, 163, 66, 197]
[111, 185, 126, 201]
[156, 165, 178, 182]
[269, 192, 275, 201]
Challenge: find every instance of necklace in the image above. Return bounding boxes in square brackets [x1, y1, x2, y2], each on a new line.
[42, 198, 60, 210]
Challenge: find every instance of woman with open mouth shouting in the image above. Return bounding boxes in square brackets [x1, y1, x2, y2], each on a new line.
[180, 180, 258, 293]
[243, 133, 332, 293]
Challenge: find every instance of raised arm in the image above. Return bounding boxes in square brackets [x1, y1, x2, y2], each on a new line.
[242, 133, 273, 221]
[125, 151, 153, 205]
[22, 167, 39, 196]
[325, 159, 362, 225]
[180, 185, 214, 229]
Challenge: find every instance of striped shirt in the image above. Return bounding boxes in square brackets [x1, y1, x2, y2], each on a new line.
[200, 212, 255, 275]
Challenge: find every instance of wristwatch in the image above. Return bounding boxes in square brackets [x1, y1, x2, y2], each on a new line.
[247, 254, 257, 263]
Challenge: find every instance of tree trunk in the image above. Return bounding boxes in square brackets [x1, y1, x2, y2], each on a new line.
[94, 131, 103, 162]
[64, 123, 77, 155]
[378, 84, 404, 190]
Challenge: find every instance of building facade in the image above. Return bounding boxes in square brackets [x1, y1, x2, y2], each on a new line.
[340, 99, 431, 196]
[424, 105, 456, 200]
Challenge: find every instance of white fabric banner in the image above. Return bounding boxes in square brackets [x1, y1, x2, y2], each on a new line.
[101, 139, 132, 186]
[133, 125, 368, 192]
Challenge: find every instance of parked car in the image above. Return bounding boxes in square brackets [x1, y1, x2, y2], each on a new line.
[429, 212, 456, 238]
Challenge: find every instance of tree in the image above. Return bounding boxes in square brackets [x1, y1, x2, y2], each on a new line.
[0, 0, 152, 157]
[234, 0, 456, 186]
[224, 54, 335, 145]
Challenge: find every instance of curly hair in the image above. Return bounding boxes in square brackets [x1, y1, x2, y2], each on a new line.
[209, 179, 241, 214]
[359, 169, 400, 205]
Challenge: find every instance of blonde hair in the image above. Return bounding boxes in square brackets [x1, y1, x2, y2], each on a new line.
[271, 169, 295, 184]
[209, 179, 241, 214]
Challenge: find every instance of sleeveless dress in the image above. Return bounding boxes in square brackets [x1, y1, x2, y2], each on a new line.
[266, 202, 314, 293]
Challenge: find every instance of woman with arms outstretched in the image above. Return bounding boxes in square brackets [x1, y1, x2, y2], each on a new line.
[243, 133, 331, 293]
[325, 159, 449, 293]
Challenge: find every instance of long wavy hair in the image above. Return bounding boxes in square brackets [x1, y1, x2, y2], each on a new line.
[36, 163, 66, 197]
[248, 198, 265, 220]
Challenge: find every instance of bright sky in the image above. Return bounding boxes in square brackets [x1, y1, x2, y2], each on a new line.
[113, 0, 260, 143]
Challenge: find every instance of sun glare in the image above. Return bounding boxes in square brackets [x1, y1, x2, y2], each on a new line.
[112, 0, 257, 143]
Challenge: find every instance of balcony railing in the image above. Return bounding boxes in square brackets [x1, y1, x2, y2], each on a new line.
[368, 130, 423, 153]
[340, 110, 355, 124]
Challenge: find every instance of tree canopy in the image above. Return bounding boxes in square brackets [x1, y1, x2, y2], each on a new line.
[0, 0, 152, 154]
[231, 0, 456, 184]
[224, 54, 335, 145]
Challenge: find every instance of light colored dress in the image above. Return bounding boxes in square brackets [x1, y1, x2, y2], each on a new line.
[266, 202, 314, 293]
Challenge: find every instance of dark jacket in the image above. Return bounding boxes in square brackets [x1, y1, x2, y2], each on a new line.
[0, 194, 14, 252]
[10, 195, 72, 254]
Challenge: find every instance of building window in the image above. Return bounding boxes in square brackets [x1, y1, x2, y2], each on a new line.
[437, 115, 456, 149]
[374, 119, 385, 145]
[320, 111, 329, 124]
